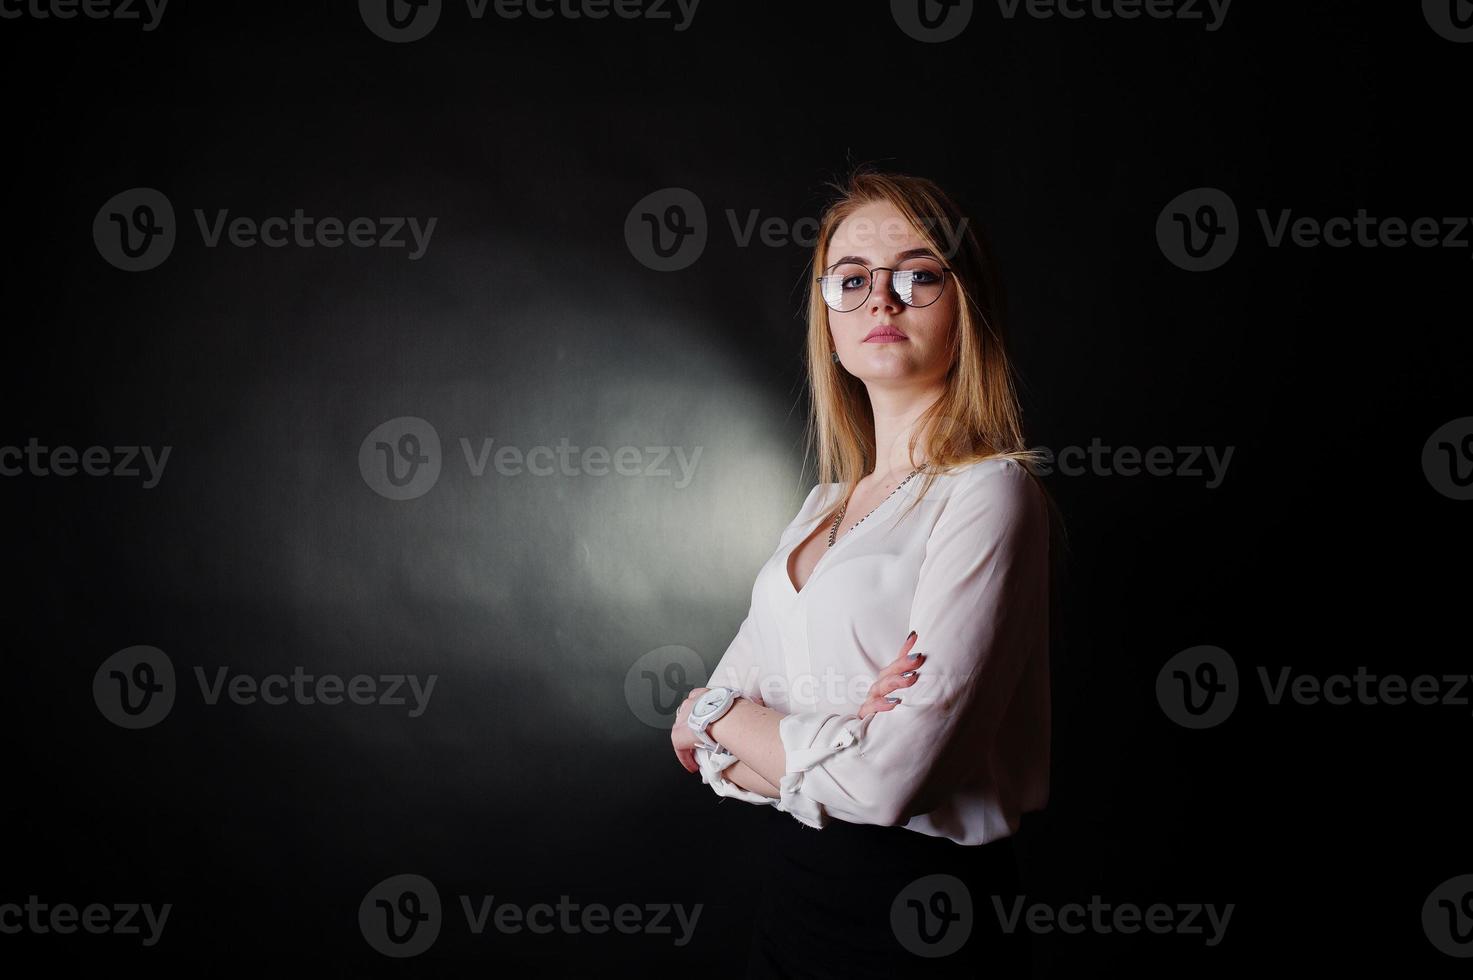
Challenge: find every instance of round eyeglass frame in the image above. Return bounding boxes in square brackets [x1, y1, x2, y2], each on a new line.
[815, 261, 952, 313]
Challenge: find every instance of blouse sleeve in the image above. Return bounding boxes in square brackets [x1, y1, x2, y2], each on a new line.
[694, 484, 826, 806]
[694, 607, 782, 805]
[773, 459, 1050, 829]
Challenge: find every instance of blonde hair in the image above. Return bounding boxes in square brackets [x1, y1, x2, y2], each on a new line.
[803, 166, 1051, 528]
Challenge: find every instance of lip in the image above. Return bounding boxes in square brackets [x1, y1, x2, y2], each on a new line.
[863, 324, 908, 343]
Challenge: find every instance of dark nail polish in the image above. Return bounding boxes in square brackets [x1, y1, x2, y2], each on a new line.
[900, 670, 917, 678]
[884, 696, 901, 704]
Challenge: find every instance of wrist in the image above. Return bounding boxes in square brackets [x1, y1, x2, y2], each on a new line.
[707, 695, 752, 746]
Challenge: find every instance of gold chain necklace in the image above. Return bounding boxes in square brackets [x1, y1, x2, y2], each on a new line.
[827, 464, 927, 547]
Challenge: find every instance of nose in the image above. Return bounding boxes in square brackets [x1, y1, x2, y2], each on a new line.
[867, 268, 902, 315]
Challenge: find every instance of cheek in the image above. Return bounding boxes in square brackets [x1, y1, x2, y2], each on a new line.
[914, 298, 957, 340]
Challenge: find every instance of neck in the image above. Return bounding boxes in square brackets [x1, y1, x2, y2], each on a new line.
[864, 379, 946, 478]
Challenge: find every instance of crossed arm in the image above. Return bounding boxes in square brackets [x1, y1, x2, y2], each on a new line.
[671, 634, 927, 798]
[670, 461, 1049, 828]
[709, 708, 783, 798]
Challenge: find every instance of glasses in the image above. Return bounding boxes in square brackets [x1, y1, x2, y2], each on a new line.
[816, 257, 951, 313]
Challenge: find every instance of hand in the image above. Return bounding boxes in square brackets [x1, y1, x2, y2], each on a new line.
[859, 631, 925, 721]
[671, 687, 765, 774]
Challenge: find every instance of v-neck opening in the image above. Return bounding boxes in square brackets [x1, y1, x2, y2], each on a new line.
[783, 484, 894, 597]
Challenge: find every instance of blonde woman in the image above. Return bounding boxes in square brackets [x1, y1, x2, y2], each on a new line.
[671, 169, 1059, 977]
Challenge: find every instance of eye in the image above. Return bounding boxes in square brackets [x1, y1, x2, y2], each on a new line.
[906, 268, 939, 284]
[841, 275, 867, 290]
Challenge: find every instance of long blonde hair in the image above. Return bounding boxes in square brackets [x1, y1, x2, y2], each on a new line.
[803, 166, 1051, 529]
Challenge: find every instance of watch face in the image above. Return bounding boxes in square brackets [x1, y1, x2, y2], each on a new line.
[694, 689, 724, 719]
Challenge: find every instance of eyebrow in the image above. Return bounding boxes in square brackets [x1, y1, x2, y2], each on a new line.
[828, 246, 938, 267]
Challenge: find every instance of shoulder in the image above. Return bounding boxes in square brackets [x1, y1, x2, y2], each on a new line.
[941, 455, 1039, 494]
[932, 456, 1048, 529]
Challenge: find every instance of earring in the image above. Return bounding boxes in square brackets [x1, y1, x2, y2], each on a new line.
[831, 350, 840, 364]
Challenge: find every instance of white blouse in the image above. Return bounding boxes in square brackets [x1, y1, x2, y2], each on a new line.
[695, 456, 1050, 846]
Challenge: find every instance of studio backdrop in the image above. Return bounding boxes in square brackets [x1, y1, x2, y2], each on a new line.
[2, 1, 1469, 975]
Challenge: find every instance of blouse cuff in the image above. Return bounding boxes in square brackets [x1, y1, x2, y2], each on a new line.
[694, 743, 779, 806]
[774, 711, 867, 829]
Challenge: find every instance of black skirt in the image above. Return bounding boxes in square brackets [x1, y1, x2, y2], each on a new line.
[744, 804, 1032, 979]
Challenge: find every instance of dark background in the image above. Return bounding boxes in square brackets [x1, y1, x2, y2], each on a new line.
[2, 0, 1468, 974]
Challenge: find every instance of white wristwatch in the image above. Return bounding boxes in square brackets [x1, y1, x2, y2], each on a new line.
[687, 686, 747, 751]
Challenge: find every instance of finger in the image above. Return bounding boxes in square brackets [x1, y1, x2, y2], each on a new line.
[866, 669, 920, 701]
[677, 747, 696, 773]
[858, 696, 901, 721]
[875, 648, 925, 684]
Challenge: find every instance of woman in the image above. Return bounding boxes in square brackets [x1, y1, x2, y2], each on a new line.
[670, 168, 1059, 977]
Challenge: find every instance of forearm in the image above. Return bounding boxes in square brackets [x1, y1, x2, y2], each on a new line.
[708, 698, 787, 788]
[721, 759, 780, 799]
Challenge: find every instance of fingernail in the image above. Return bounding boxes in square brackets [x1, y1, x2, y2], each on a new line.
[907, 630, 917, 643]
[900, 670, 917, 678]
[907, 650, 922, 660]
[884, 696, 901, 704]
